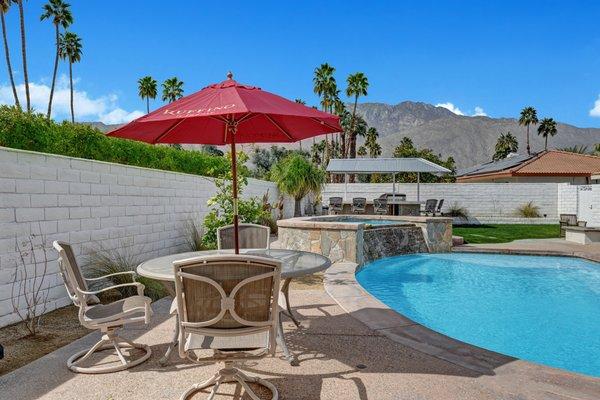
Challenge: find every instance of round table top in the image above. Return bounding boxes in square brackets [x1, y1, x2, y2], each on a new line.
[137, 248, 331, 282]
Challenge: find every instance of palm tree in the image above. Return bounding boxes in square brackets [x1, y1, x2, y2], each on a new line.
[557, 145, 588, 154]
[493, 132, 519, 161]
[518, 106, 538, 155]
[357, 146, 367, 157]
[594, 143, 600, 156]
[313, 63, 336, 157]
[14, 0, 30, 111]
[58, 31, 82, 122]
[346, 72, 369, 161]
[162, 77, 184, 103]
[1, 0, 19, 108]
[137, 76, 157, 113]
[272, 154, 325, 217]
[537, 118, 557, 150]
[365, 127, 381, 158]
[41, 0, 72, 119]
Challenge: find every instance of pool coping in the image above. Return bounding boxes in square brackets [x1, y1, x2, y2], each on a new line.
[324, 258, 600, 380]
[454, 245, 600, 263]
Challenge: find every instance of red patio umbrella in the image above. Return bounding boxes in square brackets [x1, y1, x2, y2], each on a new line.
[108, 72, 341, 253]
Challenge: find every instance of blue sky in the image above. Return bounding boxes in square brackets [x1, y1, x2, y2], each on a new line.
[2, 0, 600, 126]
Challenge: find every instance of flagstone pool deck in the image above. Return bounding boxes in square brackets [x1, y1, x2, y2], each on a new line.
[1, 285, 599, 399]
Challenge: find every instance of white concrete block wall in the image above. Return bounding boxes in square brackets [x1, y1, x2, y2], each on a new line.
[0, 147, 281, 327]
[324, 182, 560, 221]
[558, 184, 578, 215]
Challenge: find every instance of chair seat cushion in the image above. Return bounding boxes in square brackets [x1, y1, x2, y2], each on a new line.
[185, 330, 270, 351]
[84, 295, 151, 322]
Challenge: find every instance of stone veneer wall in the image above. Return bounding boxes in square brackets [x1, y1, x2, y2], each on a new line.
[277, 216, 453, 264]
[0, 146, 285, 327]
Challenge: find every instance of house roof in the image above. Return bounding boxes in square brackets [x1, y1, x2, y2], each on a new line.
[326, 158, 451, 174]
[456, 150, 600, 181]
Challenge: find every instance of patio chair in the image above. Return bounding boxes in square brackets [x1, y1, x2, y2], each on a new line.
[173, 254, 281, 400]
[217, 223, 270, 250]
[52, 241, 152, 373]
[329, 197, 343, 214]
[373, 198, 388, 215]
[351, 197, 367, 214]
[434, 199, 444, 216]
[559, 214, 577, 237]
[421, 199, 438, 216]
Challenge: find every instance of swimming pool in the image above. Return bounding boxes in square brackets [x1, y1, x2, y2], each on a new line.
[356, 253, 600, 377]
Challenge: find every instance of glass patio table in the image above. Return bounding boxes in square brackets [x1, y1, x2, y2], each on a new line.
[137, 248, 331, 366]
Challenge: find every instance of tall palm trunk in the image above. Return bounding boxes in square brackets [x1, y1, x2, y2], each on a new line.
[526, 125, 530, 155]
[348, 95, 359, 182]
[1, 11, 20, 109]
[146, 96, 149, 113]
[69, 61, 74, 122]
[544, 135, 548, 151]
[47, 24, 60, 118]
[17, 1, 30, 111]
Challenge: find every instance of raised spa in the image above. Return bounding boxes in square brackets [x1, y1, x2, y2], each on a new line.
[356, 252, 600, 377]
[277, 215, 452, 264]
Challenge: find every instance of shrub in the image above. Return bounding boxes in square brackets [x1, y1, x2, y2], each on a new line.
[86, 245, 166, 301]
[0, 106, 229, 178]
[446, 202, 469, 218]
[516, 202, 541, 218]
[201, 153, 271, 248]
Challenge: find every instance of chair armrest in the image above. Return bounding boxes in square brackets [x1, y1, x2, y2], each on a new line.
[77, 282, 145, 296]
[84, 271, 137, 281]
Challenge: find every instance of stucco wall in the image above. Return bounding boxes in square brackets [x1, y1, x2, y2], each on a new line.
[0, 146, 282, 327]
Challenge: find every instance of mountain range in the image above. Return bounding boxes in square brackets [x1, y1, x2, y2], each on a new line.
[92, 101, 600, 168]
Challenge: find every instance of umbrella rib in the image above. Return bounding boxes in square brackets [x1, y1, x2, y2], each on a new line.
[264, 114, 294, 140]
[152, 118, 187, 144]
[310, 117, 340, 132]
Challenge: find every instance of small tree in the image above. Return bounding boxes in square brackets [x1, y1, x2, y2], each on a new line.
[271, 154, 325, 217]
[11, 233, 50, 336]
[493, 132, 519, 161]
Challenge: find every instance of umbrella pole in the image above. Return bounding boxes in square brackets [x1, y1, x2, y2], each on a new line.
[230, 127, 240, 254]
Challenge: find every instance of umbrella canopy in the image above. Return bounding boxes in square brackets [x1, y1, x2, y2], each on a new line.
[108, 73, 341, 253]
[108, 73, 341, 145]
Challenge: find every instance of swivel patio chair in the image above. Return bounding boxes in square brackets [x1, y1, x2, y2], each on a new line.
[329, 197, 343, 214]
[173, 254, 281, 400]
[217, 223, 270, 250]
[373, 198, 388, 215]
[421, 199, 438, 216]
[351, 197, 367, 214]
[53, 241, 152, 373]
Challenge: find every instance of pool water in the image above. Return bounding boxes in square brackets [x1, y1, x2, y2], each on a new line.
[356, 253, 600, 377]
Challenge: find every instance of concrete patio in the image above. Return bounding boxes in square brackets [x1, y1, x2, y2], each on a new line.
[1, 287, 599, 400]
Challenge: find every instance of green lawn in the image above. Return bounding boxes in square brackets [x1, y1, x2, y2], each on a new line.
[453, 224, 561, 244]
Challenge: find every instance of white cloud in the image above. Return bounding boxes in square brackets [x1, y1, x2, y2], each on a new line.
[436, 102, 488, 117]
[473, 106, 487, 116]
[0, 75, 143, 124]
[100, 108, 144, 124]
[436, 102, 464, 115]
[589, 95, 600, 117]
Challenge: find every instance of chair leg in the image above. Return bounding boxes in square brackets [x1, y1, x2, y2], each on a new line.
[180, 363, 278, 400]
[67, 328, 151, 374]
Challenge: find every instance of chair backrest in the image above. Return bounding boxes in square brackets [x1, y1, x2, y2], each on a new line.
[329, 197, 343, 210]
[53, 241, 88, 307]
[217, 223, 270, 250]
[425, 199, 438, 212]
[173, 255, 281, 353]
[436, 199, 444, 212]
[352, 197, 366, 209]
[373, 198, 388, 213]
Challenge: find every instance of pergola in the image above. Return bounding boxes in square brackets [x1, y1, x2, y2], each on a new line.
[326, 158, 451, 201]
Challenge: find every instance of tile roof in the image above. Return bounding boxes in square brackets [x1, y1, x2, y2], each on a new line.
[457, 150, 600, 179]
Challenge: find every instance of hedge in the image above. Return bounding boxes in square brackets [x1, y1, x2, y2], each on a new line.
[0, 106, 230, 178]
